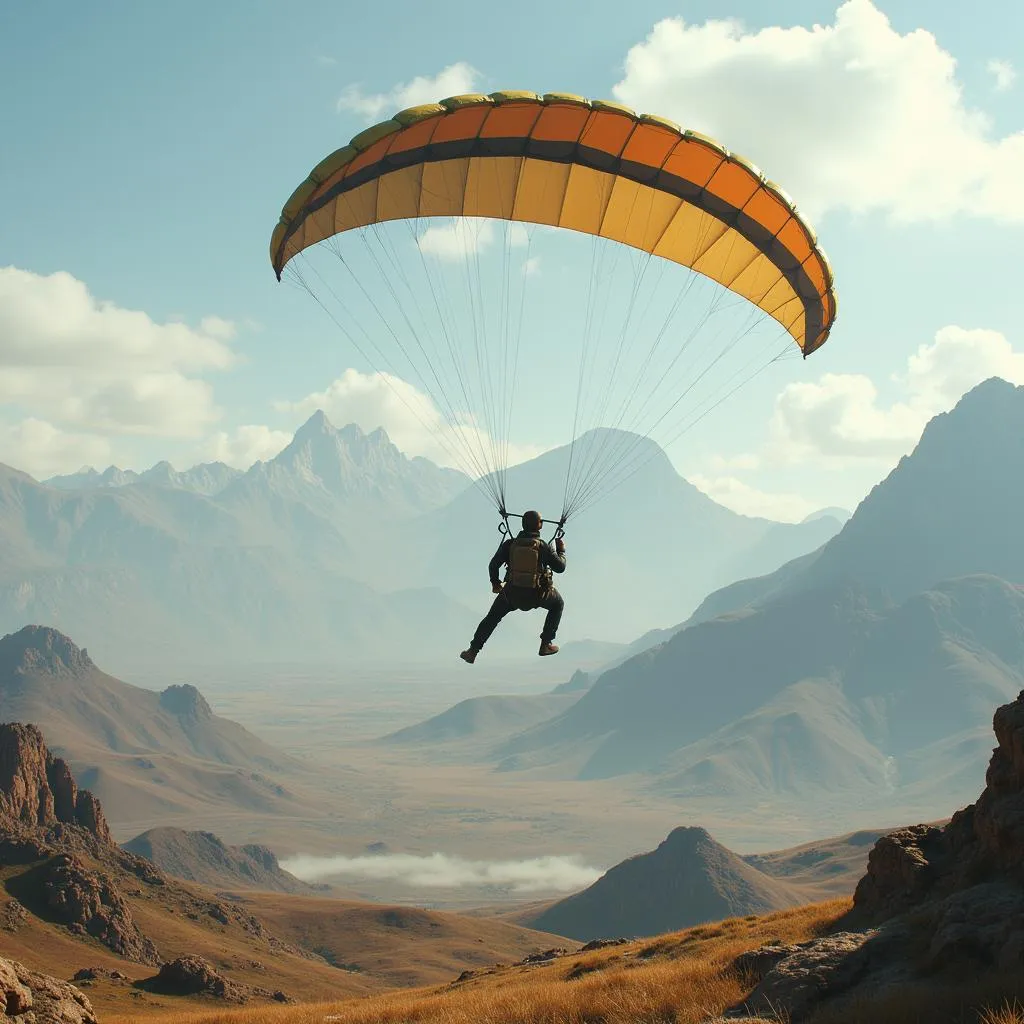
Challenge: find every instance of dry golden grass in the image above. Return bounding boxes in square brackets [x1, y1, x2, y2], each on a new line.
[99, 896, 1024, 1024]
[243, 892, 577, 988]
[105, 898, 847, 1024]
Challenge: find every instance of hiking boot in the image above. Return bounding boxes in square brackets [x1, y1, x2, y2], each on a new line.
[538, 642, 559, 657]
[460, 648, 478, 664]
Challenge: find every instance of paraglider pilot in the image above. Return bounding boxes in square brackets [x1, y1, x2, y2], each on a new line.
[460, 510, 566, 663]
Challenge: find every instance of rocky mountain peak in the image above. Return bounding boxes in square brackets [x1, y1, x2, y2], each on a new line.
[661, 826, 714, 852]
[0, 722, 111, 842]
[293, 408, 332, 439]
[277, 412, 395, 477]
[0, 626, 95, 679]
[797, 376, 1024, 602]
[158, 683, 213, 720]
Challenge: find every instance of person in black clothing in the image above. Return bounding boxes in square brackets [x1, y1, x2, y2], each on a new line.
[460, 510, 566, 663]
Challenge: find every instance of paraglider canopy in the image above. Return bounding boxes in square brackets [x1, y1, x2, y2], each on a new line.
[271, 91, 837, 523]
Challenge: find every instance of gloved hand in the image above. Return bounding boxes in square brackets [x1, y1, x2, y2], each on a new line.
[555, 537, 565, 555]
[492, 582, 503, 594]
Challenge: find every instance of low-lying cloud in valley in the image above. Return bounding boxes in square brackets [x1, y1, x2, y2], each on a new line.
[280, 851, 602, 893]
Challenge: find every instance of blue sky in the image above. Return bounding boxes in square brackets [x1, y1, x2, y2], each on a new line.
[2, 0, 1022, 521]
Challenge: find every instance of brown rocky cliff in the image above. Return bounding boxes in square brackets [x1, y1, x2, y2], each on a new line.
[959, 687, 1024, 875]
[727, 688, 1024, 1022]
[43, 853, 160, 965]
[0, 723, 111, 842]
[853, 687, 1024, 922]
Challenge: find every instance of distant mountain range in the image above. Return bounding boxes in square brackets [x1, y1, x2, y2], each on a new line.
[389, 378, 1024, 828]
[45, 460, 244, 494]
[0, 415, 841, 667]
[0, 625, 318, 833]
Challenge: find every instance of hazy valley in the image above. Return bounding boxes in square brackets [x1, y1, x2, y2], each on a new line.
[3, 380, 1024, 1024]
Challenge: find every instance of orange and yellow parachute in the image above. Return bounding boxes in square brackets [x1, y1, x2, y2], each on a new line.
[271, 91, 837, 520]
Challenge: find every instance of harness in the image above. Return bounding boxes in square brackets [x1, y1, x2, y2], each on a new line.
[497, 509, 566, 595]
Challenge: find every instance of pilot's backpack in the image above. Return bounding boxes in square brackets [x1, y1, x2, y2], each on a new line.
[506, 535, 550, 592]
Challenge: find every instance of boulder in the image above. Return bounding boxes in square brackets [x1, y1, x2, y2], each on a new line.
[0, 955, 97, 1024]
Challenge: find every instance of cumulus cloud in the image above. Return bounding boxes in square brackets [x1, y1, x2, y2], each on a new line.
[198, 315, 237, 340]
[522, 256, 542, 277]
[0, 267, 234, 437]
[279, 851, 601, 893]
[0, 419, 112, 479]
[417, 219, 496, 261]
[416, 219, 529, 262]
[690, 474, 818, 523]
[203, 424, 292, 468]
[613, 0, 1024, 223]
[770, 326, 1024, 464]
[277, 367, 544, 473]
[338, 62, 480, 121]
[988, 58, 1017, 92]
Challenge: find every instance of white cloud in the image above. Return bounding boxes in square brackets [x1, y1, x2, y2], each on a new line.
[0, 267, 235, 437]
[417, 219, 496, 261]
[199, 315, 237, 340]
[0, 418, 112, 479]
[690, 473, 818, 523]
[338, 62, 480, 121]
[769, 326, 1024, 464]
[278, 368, 545, 474]
[988, 58, 1016, 92]
[522, 256, 542, 277]
[279, 851, 601, 893]
[416, 219, 530, 262]
[613, 0, 1024, 223]
[203, 424, 292, 468]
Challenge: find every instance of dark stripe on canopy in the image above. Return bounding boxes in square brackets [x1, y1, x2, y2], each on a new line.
[277, 135, 825, 350]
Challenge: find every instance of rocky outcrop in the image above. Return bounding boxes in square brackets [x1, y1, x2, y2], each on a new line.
[0, 627, 96, 679]
[145, 956, 290, 1004]
[150, 956, 247, 1001]
[853, 688, 1024, 921]
[72, 967, 128, 983]
[0, 900, 27, 932]
[727, 929, 913, 1020]
[43, 852, 160, 964]
[0, 723, 57, 827]
[46, 757, 77, 822]
[159, 684, 212, 720]
[73, 792, 112, 845]
[0, 724, 111, 841]
[727, 689, 1024, 1022]
[0, 955, 97, 1024]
